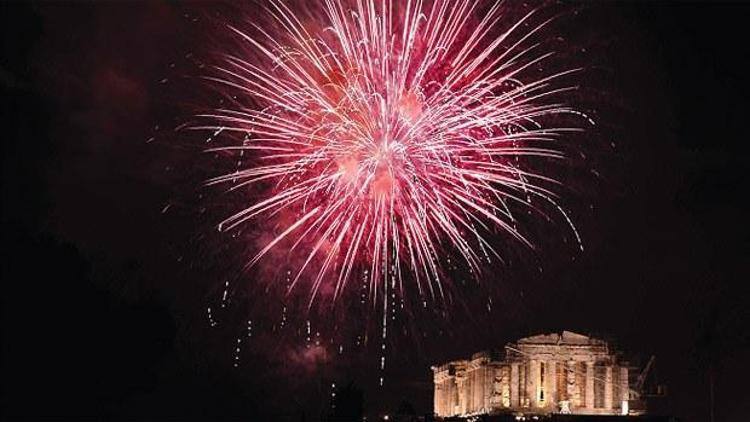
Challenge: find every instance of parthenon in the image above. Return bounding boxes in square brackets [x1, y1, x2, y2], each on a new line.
[432, 331, 641, 417]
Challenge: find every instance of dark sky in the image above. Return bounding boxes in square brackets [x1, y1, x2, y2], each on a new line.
[2, 1, 749, 422]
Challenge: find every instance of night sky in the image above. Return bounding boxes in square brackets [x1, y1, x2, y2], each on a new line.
[2, 1, 749, 421]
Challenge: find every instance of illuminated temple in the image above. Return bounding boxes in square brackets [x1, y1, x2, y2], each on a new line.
[432, 331, 643, 418]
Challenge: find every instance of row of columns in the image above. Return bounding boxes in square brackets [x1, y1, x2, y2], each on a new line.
[434, 360, 630, 417]
[506, 360, 626, 411]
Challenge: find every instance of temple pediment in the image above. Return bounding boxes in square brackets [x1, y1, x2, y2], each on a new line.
[517, 331, 599, 345]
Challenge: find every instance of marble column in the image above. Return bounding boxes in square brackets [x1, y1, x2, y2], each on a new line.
[547, 361, 556, 407]
[604, 366, 613, 410]
[585, 361, 595, 409]
[457, 377, 466, 415]
[481, 366, 487, 412]
[510, 363, 519, 407]
[435, 377, 443, 416]
[464, 370, 472, 414]
[484, 365, 490, 412]
[451, 377, 459, 416]
[501, 366, 511, 408]
[519, 363, 527, 407]
[467, 368, 474, 414]
[620, 366, 629, 409]
[528, 360, 537, 407]
[566, 360, 576, 408]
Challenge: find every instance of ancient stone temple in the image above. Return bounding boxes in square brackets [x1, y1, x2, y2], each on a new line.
[432, 331, 641, 418]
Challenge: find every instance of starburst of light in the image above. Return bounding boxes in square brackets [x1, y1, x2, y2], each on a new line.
[197, 0, 584, 312]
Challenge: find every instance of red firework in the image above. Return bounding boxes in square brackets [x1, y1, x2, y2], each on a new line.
[198, 0, 584, 310]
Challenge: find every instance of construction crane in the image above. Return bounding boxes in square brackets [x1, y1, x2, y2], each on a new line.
[635, 355, 655, 393]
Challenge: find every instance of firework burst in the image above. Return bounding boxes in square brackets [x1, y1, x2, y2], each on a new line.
[198, 0, 584, 312]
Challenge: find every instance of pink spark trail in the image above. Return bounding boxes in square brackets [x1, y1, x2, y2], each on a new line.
[198, 0, 585, 314]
